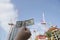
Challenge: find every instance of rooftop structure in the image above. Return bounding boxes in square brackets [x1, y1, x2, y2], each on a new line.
[35, 35, 48, 40]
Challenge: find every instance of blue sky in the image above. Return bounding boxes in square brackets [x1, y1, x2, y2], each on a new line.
[12, 0, 60, 27]
[0, 0, 60, 40]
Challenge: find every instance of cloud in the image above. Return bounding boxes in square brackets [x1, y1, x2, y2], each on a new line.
[0, 0, 18, 33]
[28, 23, 49, 40]
[0, 0, 11, 3]
[29, 22, 49, 35]
[37, 23, 49, 31]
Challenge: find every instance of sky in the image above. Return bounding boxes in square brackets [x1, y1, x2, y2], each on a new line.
[0, 0, 60, 40]
[12, 0, 60, 27]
